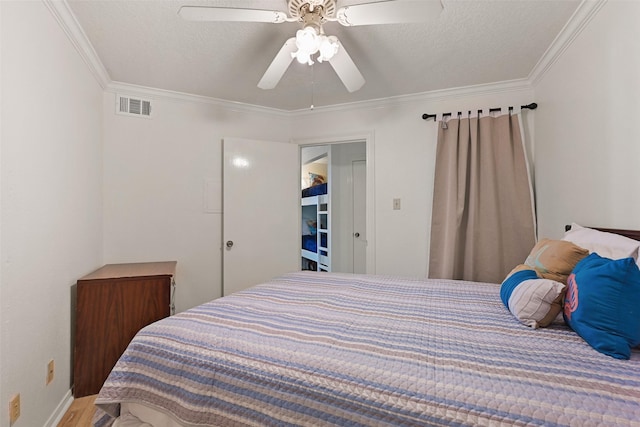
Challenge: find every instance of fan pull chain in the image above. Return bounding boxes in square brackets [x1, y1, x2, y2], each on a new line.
[310, 64, 315, 110]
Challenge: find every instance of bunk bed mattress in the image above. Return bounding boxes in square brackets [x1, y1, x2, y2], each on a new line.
[302, 234, 317, 252]
[94, 271, 640, 427]
[301, 182, 327, 197]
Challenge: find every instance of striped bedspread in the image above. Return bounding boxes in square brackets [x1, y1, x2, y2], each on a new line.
[94, 272, 640, 426]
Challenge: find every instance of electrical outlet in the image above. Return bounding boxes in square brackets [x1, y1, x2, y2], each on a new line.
[46, 359, 55, 385]
[9, 394, 20, 425]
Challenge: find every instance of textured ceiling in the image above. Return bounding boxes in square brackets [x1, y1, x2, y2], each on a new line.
[67, 0, 581, 111]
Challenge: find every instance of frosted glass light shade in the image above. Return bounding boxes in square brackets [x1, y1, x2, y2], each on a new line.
[295, 50, 313, 65]
[292, 25, 338, 66]
[317, 35, 339, 62]
[295, 27, 320, 54]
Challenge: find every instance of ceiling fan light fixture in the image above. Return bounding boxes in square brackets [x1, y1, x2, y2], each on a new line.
[295, 26, 320, 54]
[292, 25, 339, 65]
[317, 35, 339, 62]
[294, 49, 314, 65]
[293, 26, 324, 65]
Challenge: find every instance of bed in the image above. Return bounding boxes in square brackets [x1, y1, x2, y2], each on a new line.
[93, 225, 640, 426]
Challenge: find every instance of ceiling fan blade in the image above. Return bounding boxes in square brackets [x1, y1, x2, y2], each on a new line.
[336, 0, 443, 26]
[258, 38, 297, 90]
[328, 40, 365, 93]
[178, 6, 288, 23]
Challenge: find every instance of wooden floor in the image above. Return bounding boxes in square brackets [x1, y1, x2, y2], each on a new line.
[57, 395, 97, 427]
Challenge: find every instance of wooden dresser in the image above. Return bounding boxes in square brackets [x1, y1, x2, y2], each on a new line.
[73, 261, 176, 397]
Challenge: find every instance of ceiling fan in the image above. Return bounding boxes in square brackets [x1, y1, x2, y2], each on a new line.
[179, 0, 443, 93]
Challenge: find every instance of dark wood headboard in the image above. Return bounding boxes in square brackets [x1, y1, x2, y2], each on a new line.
[565, 225, 640, 241]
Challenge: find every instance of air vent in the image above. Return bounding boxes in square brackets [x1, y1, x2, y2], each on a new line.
[116, 95, 152, 118]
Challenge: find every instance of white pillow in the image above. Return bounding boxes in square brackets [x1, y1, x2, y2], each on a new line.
[507, 278, 566, 329]
[563, 223, 640, 262]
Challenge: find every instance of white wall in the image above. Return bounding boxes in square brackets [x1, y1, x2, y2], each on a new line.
[291, 89, 535, 278]
[534, 0, 640, 239]
[0, 1, 104, 426]
[102, 86, 535, 308]
[102, 93, 291, 311]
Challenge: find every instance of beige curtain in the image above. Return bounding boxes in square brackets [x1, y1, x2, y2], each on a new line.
[429, 113, 536, 283]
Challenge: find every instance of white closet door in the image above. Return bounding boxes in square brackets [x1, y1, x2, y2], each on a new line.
[352, 160, 367, 273]
[222, 138, 299, 296]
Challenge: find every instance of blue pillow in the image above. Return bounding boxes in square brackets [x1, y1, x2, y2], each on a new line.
[563, 253, 640, 359]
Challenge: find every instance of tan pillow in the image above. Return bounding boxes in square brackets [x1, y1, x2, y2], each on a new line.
[506, 264, 539, 279]
[524, 238, 588, 284]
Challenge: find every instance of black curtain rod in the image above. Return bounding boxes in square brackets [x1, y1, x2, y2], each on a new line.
[421, 102, 538, 121]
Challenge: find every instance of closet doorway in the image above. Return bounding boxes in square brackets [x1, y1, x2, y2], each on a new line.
[300, 140, 367, 274]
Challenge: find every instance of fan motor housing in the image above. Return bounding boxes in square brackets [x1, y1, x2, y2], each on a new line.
[289, 0, 337, 21]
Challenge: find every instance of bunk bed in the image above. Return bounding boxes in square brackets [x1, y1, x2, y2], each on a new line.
[301, 167, 330, 271]
[94, 225, 640, 427]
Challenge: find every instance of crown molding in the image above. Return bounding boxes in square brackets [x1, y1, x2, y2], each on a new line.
[290, 78, 533, 117]
[107, 78, 532, 118]
[528, 0, 607, 86]
[43, 0, 110, 89]
[106, 81, 291, 117]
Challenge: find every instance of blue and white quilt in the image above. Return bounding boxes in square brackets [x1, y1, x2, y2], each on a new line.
[94, 271, 640, 426]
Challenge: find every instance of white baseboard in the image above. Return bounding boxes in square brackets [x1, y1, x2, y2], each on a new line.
[44, 389, 74, 427]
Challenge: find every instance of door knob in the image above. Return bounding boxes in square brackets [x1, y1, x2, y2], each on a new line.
[354, 232, 360, 238]
[226, 240, 234, 248]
